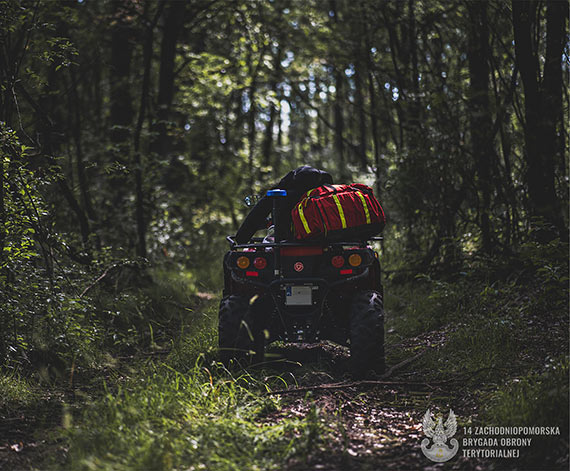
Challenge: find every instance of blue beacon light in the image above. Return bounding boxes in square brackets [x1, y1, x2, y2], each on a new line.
[266, 189, 287, 197]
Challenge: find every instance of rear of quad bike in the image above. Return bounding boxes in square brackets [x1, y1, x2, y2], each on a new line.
[218, 240, 385, 377]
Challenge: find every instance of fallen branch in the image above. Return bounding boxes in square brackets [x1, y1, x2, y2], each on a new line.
[80, 263, 121, 298]
[267, 349, 430, 395]
[383, 349, 427, 378]
[266, 379, 440, 395]
[266, 356, 509, 396]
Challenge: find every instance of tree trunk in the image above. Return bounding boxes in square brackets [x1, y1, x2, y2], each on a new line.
[109, 0, 135, 149]
[512, 0, 565, 239]
[0, 142, 4, 266]
[262, 46, 282, 168]
[543, 0, 567, 231]
[132, 2, 162, 258]
[363, 15, 381, 198]
[70, 66, 96, 223]
[329, 0, 346, 178]
[467, 0, 493, 252]
[153, 0, 186, 158]
[247, 63, 258, 193]
[367, 67, 381, 199]
[407, 0, 421, 131]
[354, 61, 368, 170]
[334, 68, 345, 175]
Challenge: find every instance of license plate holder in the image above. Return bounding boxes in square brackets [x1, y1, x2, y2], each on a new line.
[285, 285, 313, 305]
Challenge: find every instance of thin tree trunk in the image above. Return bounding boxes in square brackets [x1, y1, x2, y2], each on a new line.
[543, 0, 567, 230]
[109, 0, 134, 148]
[262, 46, 282, 167]
[246, 44, 268, 191]
[247, 66, 257, 193]
[334, 68, 345, 175]
[329, 0, 346, 177]
[153, 0, 186, 158]
[93, 48, 103, 134]
[467, 0, 493, 252]
[275, 94, 283, 176]
[354, 62, 368, 169]
[133, 3, 162, 258]
[407, 0, 421, 131]
[0, 145, 4, 266]
[70, 66, 96, 222]
[364, 29, 381, 198]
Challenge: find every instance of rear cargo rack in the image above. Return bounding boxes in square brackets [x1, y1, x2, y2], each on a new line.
[226, 235, 382, 250]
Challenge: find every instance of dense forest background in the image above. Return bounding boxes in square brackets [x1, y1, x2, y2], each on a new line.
[0, 0, 568, 470]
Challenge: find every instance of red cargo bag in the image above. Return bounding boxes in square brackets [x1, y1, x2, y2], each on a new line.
[291, 183, 386, 241]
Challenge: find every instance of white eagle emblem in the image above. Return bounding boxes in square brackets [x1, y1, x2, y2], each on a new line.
[420, 409, 459, 462]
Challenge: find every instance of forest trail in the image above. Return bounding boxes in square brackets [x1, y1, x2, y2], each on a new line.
[252, 338, 486, 470]
[0, 328, 481, 471]
[1, 279, 567, 471]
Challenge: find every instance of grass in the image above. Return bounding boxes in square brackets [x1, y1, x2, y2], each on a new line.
[383, 239, 569, 468]
[484, 356, 569, 429]
[384, 273, 474, 339]
[64, 302, 331, 471]
[482, 356, 569, 468]
[386, 240, 568, 378]
[0, 373, 37, 410]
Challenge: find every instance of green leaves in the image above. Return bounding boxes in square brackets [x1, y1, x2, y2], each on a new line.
[39, 37, 79, 69]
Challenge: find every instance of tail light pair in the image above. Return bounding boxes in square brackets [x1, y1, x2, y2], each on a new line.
[237, 253, 362, 271]
[331, 253, 362, 268]
[236, 256, 267, 270]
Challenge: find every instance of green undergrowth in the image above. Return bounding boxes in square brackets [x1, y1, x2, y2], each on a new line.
[166, 301, 219, 374]
[64, 303, 330, 471]
[386, 239, 568, 381]
[67, 366, 327, 471]
[1, 263, 204, 395]
[484, 356, 569, 431]
[482, 356, 569, 468]
[385, 239, 569, 466]
[0, 372, 38, 411]
[91, 264, 202, 355]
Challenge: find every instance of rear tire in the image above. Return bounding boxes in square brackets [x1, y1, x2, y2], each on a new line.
[349, 290, 385, 378]
[218, 295, 264, 366]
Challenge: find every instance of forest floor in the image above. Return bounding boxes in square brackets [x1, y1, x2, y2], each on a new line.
[1, 257, 568, 470]
[246, 340, 489, 471]
[1, 326, 491, 471]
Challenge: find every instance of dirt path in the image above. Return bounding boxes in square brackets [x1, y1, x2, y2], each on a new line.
[261, 342, 489, 471]
[0, 391, 69, 470]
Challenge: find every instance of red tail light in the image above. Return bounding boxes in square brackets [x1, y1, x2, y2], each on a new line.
[331, 255, 344, 268]
[253, 257, 267, 269]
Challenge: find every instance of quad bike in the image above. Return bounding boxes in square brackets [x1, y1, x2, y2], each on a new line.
[219, 190, 385, 377]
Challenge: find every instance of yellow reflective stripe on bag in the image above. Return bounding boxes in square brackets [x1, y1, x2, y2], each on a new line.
[356, 191, 371, 224]
[303, 189, 314, 207]
[298, 202, 311, 234]
[332, 194, 347, 229]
